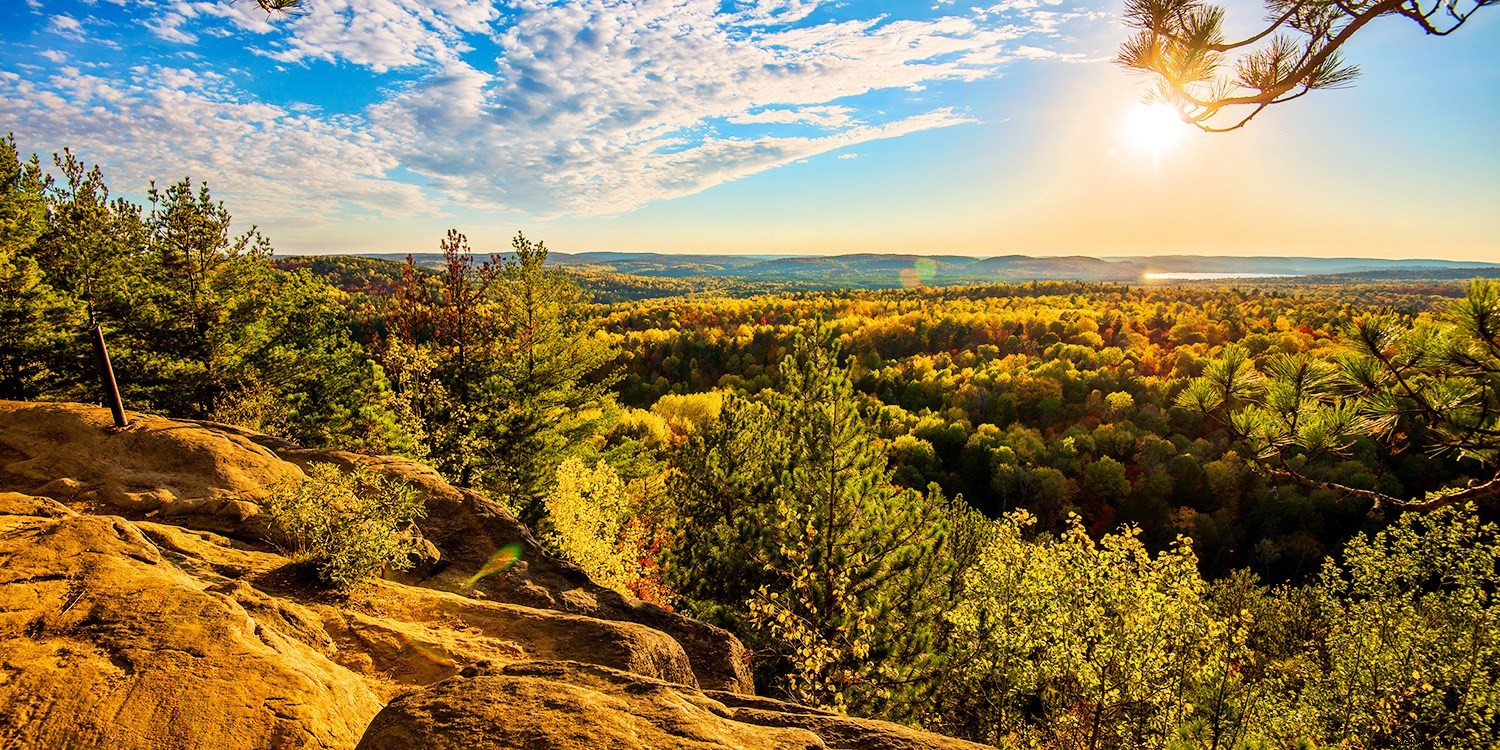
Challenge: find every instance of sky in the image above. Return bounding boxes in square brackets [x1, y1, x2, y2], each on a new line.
[1, 0, 1496, 260]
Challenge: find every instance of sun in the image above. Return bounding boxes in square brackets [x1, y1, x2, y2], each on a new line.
[1123, 102, 1186, 156]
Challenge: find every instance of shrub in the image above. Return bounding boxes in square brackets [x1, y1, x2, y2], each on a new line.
[542, 457, 673, 606]
[263, 462, 426, 588]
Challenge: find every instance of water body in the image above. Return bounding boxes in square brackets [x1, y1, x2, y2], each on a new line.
[1144, 272, 1303, 280]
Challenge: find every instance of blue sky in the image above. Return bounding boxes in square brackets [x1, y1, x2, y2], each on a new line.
[1, 0, 1496, 260]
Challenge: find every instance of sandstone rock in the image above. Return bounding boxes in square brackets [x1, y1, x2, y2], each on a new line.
[0, 402, 986, 750]
[356, 660, 992, 750]
[0, 400, 752, 693]
[0, 501, 382, 750]
[0, 401, 301, 536]
[308, 580, 699, 692]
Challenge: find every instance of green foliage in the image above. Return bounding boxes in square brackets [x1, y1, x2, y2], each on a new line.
[1180, 281, 1500, 511]
[938, 504, 1500, 748]
[262, 463, 426, 589]
[603, 282, 1455, 579]
[0, 141, 414, 453]
[666, 333, 954, 718]
[0, 135, 78, 399]
[126, 177, 274, 417]
[381, 230, 618, 522]
[1296, 504, 1500, 748]
[1119, 0, 1487, 132]
[663, 392, 785, 630]
[946, 512, 1228, 747]
[487, 232, 619, 517]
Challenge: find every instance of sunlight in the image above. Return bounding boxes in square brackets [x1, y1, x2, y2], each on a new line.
[1122, 102, 1186, 157]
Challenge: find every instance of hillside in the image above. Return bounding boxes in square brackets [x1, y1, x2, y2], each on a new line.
[0, 400, 986, 750]
[340, 251, 1500, 289]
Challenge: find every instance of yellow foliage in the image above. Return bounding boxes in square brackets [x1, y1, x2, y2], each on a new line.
[651, 391, 724, 437]
[542, 458, 673, 606]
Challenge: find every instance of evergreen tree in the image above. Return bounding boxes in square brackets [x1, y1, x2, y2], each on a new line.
[0, 135, 78, 400]
[381, 230, 617, 520]
[668, 333, 955, 719]
[487, 231, 617, 522]
[665, 394, 786, 630]
[747, 333, 953, 717]
[125, 177, 273, 418]
[1178, 280, 1500, 512]
[30, 149, 144, 315]
[25, 149, 146, 400]
[241, 269, 419, 454]
[382, 230, 505, 485]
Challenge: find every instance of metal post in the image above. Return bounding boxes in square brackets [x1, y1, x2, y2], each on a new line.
[90, 321, 128, 428]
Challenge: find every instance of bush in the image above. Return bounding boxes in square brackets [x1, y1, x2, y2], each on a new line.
[542, 458, 673, 606]
[263, 462, 426, 588]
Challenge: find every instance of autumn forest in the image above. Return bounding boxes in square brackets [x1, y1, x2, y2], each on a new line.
[2, 136, 1498, 748]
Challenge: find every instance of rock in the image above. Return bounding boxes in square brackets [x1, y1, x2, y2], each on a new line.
[0, 502, 382, 750]
[0, 400, 752, 693]
[0, 496, 707, 747]
[356, 661, 993, 750]
[0, 401, 302, 536]
[308, 580, 700, 691]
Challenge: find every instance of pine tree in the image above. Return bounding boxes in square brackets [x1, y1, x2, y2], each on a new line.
[130, 177, 273, 418]
[667, 332, 955, 719]
[665, 394, 786, 630]
[1177, 280, 1500, 512]
[0, 135, 79, 400]
[487, 232, 617, 522]
[390, 230, 505, 485]
[24, 149, 146, 400]
[380, 230, 617, 519]
[747, 332, 953, 717]
[241, 269, 420, 454]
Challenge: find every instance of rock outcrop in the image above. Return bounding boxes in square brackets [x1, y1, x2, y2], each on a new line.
[0, 401, 989, 750]
[359, 661, 988, 750]
[0, 493, 381, 749]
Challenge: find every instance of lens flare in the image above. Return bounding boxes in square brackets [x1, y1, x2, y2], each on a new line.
[463, 543, 524, 590]
[899, 258, 937, 289]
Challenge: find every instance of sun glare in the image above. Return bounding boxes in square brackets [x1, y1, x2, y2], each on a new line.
[1123, 102, 1186, 157]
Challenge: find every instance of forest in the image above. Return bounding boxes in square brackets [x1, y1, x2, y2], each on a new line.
[3, 137, 1497, 748]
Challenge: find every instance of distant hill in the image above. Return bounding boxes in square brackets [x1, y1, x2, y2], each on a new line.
[1109, 255, 1499, 276]
[332, 251, 1498, 289]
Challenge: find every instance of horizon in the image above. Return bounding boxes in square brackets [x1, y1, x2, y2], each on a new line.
[2, 0, 1496, 260]
[293, 249, 1500, 265]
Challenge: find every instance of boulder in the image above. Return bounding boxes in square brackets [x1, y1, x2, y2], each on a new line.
[0, 402, 987, 749]
[357, 661, 992, 750]
[0, 401, 299, 536]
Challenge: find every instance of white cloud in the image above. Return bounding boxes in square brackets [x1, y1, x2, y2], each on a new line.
[153, 0, 503, 72]
[837, 152, 859, 159]
[0, 66, 429, 226]
[369, 0, 1033, 215]
[732, 0, 827, 25]
[49, 14, 86, 40]
[727, 106, 856, 128]
[148, 12, 198, 44]
[9, 0, 1099, 221]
